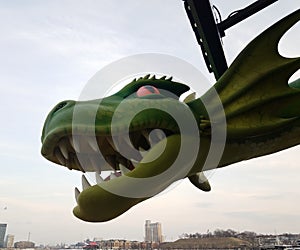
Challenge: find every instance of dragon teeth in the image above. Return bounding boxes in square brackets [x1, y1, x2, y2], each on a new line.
[138, 138, 150, 151]
[119, 163, 130, 174]
[95, 172, 104, 184]
[110, 172, 117, 179]
[75, 187, 80, 202]
[55, 149, 66, 166]
[90, 157, 101, 173]
[156, 130, 165, 140]
[141, 130, 149, 140]
[131, 159, 139, 168]
[82, 175, 91, 190]
[105, 156, 117, 170]
[139, 147, 147, 158]
[140, 131, 151, 150]
[73, 154, 86, 173]
[59, 143, 69, 160]
[149, 129, 164, 146]
[70, 136, 81, 152]
[74, 140, 81, 152]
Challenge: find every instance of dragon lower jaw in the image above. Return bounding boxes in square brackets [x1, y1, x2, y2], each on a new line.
[73, 134, 196, 222]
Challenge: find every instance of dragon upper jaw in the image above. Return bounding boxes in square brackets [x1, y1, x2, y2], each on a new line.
[41, 126, 175, 172]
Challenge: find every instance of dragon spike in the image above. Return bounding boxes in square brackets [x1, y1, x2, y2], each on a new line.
[132, 78, 136, 82]
[183, 92, 196, 103]
[82, 175, 91, 190]
[150, 75, 156, 80]
[166, 76, 173, 81]
[160, 76, 167, 80]
[143, 74, 150, 79]
[75, 187, 80, 202]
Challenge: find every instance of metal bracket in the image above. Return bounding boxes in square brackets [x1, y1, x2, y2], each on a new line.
[183, 0, 279, 80]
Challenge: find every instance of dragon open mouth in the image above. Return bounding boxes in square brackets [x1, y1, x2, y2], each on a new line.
[41, 76, 193, 222]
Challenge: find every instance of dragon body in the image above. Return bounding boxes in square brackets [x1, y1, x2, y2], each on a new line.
[41, 10, 300, 222]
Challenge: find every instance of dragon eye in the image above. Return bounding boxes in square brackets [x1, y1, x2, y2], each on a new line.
[136, 85, 160, 97]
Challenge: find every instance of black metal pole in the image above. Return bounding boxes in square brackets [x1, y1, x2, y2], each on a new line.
[184, 0, 228, 79]
[218, 0, 279, 37]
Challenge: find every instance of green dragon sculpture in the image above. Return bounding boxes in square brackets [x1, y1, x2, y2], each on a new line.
[41, 10, 300, 222]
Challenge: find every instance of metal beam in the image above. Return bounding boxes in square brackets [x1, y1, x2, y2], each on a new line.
[218, 0, 279, 37]
[183, 0, 280, 80]
[184, 0, 228, 79]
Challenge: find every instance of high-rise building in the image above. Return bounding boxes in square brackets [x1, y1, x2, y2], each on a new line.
[0, 224, 7, 247]
[145, 220, 152, 242]
[6, 234, 14, 248]
[144, 220, 163, 243]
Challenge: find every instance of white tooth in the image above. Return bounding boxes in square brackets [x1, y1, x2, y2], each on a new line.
[95, 172, 104, 184]
[131, 159, 139, 168]
[69, 137, 74, 148]
[87, 137, 98, 152]
[82, 175, 91, 190]
[65, 160, 72, 170]
[110, 172, 117, 179]
[55, 150, 66, 165]
[139, 147, 148, 158]
[71, 136, 81, 152]
[59, 143, 69, 159]
[75, 187, 80, 202]
[101, 163, 115, 171]
[119, 164, 130, 175]
[156, 130, 165, 141]
[149, 129, 164, 145]
[141, 131, 149, 140]
[90, 157, 101, 172]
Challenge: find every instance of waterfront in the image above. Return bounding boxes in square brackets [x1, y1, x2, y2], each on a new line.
[1, 233, 300, 250]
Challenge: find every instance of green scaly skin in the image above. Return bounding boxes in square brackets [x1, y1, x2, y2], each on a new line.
[41, 10, 300, 222]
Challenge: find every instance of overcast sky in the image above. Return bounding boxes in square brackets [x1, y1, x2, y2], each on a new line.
[0, 0, 299, 246]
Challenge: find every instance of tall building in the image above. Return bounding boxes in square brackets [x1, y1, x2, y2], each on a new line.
[0, 224, 7, 247]
[145, 220, 152, 242]
[144, 220, 163, 243]
[6, 234, 14, 248]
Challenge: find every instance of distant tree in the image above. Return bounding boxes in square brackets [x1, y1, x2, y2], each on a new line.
[226, 229, 237, 237]
[238, 231, 257, 242]
[194, 233, 200, 238]
[214, 229, 225, 237]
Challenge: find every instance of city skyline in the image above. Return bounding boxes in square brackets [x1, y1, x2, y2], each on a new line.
[0, 0, 299, 245]
[1, 226, 300, 248]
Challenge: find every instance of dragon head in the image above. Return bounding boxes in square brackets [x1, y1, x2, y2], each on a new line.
[41, 9, 300, 222]
[41, 75, 208, 222]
